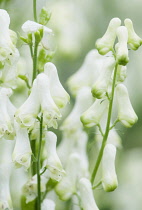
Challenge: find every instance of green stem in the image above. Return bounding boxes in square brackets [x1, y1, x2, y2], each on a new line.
[91, 63, 118, 184]
[37, 115, 43, 210]
[32, 41, 38, 83]
[31, 140, 36, 175]
[33, 0, 37, 22]
[92, 181, 102, 189]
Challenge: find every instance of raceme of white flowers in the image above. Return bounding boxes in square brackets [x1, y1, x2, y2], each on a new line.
[0, 6, 141, 210]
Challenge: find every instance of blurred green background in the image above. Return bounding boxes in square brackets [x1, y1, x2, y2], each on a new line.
[1, 0, 142, 209]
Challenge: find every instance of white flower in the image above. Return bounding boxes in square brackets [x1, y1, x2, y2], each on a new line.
[0, 87, 16, 139]
[41, 199, 55, 210]
[37, 73, 62, 128]
[44, 62, 70, 109]
[0, 9, 19, 66]
[96, 18, 121, 55]
[15, 79, 40, 128]
[116, 84, 138, 127]
[55, 153, 82, 201]
[81, 99, 108, 128]
[12, 122, 32, 170]
[61, 87, 93, 135]
[124, 18, 142, 50]
[102, 144, 118, 192]
[44, 131, 65, 181]
[78, 178, 99, 210]
[67, 50, 105, 96]
[91, 56, 115, 98]
[116, 26, 129, 66]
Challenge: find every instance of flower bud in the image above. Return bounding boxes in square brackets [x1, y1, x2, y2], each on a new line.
[12, 122, 32, 169]
[78, 178, 99, 210]
[44, 62, 70, 109]
[116, 84, 138, 127]
[116, 26, 129, 65]
[67, 49, 104, 96]
[91, 56, 115, 98]
[61, 87, 93, 135]
[44, 131, 65, 181]
[81, 99, 108, 128]
[124, 18, 142, 50]
[96, 18, 121, 55]
[102, 144, 118, 192]
[41, 199, 55, 210]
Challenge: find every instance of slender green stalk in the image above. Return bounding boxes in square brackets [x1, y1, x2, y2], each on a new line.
[33, 0, 37, 22]
[31, 140, 36, 175]
[37, 115, 43, 210]
[32, 41, 38, 83]
[92, 180, 102, 189]
[91, 63, 118, 184]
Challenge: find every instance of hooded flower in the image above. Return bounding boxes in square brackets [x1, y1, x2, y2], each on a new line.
[44, 131, 65, 181]
[81, 99, 108, 128]
[12, 122, 32, 170]
[0, 87, 16, 139]
[124, 18, 142, 50]
[102, 144, 118, 192]
[91, 56, 115, 99]
[61, 87, 93, 135]
[44, 62, 70, 109]
[96, 18, 121, 55]
[116, 26, 129, 66]
[67, 50, 105, 96]
[41, 199, 55, 210]
[78, 178, 99, 210]
[116, 84, 138, 127]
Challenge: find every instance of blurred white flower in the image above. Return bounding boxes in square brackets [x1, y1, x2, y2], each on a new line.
[96, 18, 121, 55]
[91, 56, 115, 98]
[124, 18, 142, 50]
[44, 131, 65, 181]
[12, 122, 32, 170]
[116, 26, 129, 66]
[102, 144, 118, 192]
[78, 178, 99, 210]
[41, 199, 55, 210]
[44, 62, 70, 109]
[116, 84, 138, 127]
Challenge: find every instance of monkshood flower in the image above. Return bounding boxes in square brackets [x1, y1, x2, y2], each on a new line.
[12, 122, 32, 170]
[0, 9, 19, 67]
[41, 199, 55, 210]
[102, 144, 118, 192]
[61, 87, 93, 135]
[91, 56, 115, 98]
[0, 164, 13, 210]
[96, 18, 121, 55]
[44, 62, 70, 109]
[67, 49, 105, 96]
[124, 18, 142, 50]
[78, 178, 99, 210]
[44, 131, 65, 181]
[22, 20, 52, 49]
[116, 84, 138, 127]
[55, 153, 82, 201]
[15, 79, 40, 128]
[37, 73, 62, 128]
[116, 26, 129, 66]
[81, 99, 108, 128]
[23, 171, 49, 203]
[0, 87, 16, 139]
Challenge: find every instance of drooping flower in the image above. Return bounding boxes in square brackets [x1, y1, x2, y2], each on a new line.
[116, 84, 138, 127]
[116, 26, 129, 66]
[102, 144, 118, 192]
[43, 131, 65, 182]
[96, 18, 121, 55]
[81, 99, 108, 128]
[44, 62, 70, 109]
[91, 56, 115, 99]
[61, 87, 93, 135]
[12, 122, 32, 170]
[78, 178, 99, 210]
[124, 18, 142, 50]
